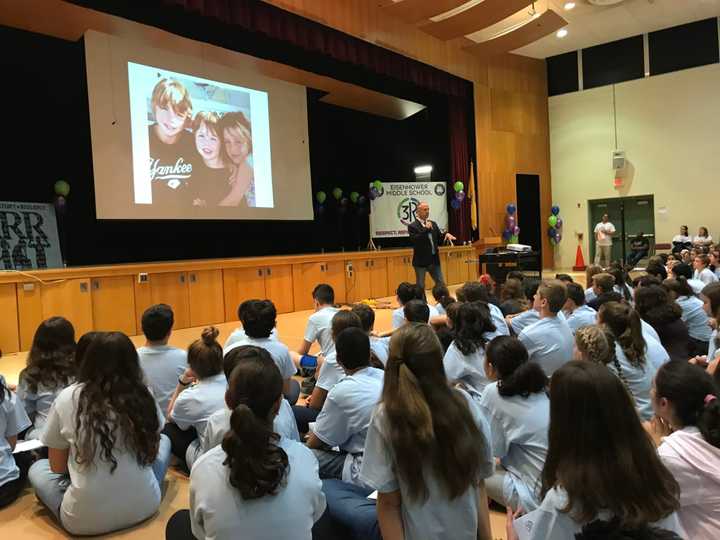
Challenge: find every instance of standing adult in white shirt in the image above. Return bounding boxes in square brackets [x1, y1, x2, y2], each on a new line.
[136, 304, 188, 415]
[593, 214, 616, 268]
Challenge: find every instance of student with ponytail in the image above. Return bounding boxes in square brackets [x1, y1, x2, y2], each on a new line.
[507, 361, 683, 539]
[663, 277, 712, 356]
[443, 301, 497, 396]
[480, 336, 549, 512]
[29, 332, 171, 535]
[598, 302, 658, 420]
[652, 361, 720, 538]
[701, 282, 720, 361]
[164, 327, 226, 470]
[360, 323, 494, 540]
[635, 285, 691, 362]
[166, 351, 325, 540]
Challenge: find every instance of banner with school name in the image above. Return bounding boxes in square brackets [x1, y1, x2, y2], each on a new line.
[0, 201, 62, 270]
[370, 181, 448, 238]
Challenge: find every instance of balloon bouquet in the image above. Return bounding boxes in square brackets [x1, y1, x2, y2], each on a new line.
[451, 181, 465, 210]
[502, 203, 520, 243]
[547, 205, 563, 245]
[315, 187, 369, 217]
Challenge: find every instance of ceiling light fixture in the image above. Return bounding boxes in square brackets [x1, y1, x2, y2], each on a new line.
[556, 28, 568, 38]
[563, 2, 576, 10]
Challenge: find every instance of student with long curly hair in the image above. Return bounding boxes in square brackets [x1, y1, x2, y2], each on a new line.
[507, 361, 683, 539]
[16, 317, 76, 440]
[635, 285, 691, 362]
[165, 350, 325, 540]
[28, 332, 171, 535]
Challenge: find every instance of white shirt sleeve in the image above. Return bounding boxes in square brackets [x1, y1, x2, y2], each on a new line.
[311, 391, 351, 449]
[304, 317, 319, 344]
[41, 391, 70, 449]
[607, 223, 616, 234]
[278, 348, 298, 380]
[360, 408, 399, 493]
[2, 390, 31, 438]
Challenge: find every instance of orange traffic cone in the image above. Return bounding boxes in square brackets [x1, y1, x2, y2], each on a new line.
[573, 244, 586, 271]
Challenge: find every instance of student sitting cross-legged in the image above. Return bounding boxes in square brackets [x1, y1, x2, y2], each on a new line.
[518, 280, 574, 377]
[317, 323, 494, 540]
[164, 327, 226, 471]
[0, 374, 32, 509]
[351, 303, 389, 368]
[136, 304, 188, 415]
[165, 350, 326, 540]
[223, 300, 277, 351]
[392, 282, 437, 329]
[306, 327, 383, 485]
[480, 336, 549, 513]
[224, 300, 299, 405]
[29, 332, 171, 536]
[186, 345, 300, 470]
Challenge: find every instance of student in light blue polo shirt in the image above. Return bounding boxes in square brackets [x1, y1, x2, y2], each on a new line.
[392, 283, 439, 328]
[562, 283, 597, 335]
[136, 304, 188, 415]
[0, 375, 32, 508]
[701, 282, 720, 361]
[457, 281, 509, 338]
[351, 303, 389, 367]
[443, 301, 496, 396]
[664, 278, 713, 356]
[167, 349, 325, 540]
[480, 336, 549, 512]
[431, 283, 454, 316]
[518, 280, 574, 376]
[598, 302, 657, 421]
[296, 284, 340, 359]
[224, 300, 299, 404]
[307, 327, 383, 485]
[223, 300, 278, 351]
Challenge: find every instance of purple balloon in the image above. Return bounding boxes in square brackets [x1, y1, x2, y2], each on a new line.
[555, 232, 562, 243]
[369, 188, 378, 200]
[507, 215, 516, 228]
[555, 218, 563, 229]
[340, 197, 349, 207]
[455, 190, 465, 201]
[513, 226, 520, 236]
[357, 196, 367, 205]
[315, 203, 325, 216]
[450, 199, 461, 210]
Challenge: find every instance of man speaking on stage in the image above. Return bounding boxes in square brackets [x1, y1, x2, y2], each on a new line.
[408, 202, 456, 289]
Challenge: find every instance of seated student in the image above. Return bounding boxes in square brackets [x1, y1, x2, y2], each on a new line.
[671, 262, 706, 295]
[0, 374, 32, 508]
[320, 323, 494, 540]
[693, 226, 713, 249]
[480, 336, 549, 512]
[598, 302, 658, 421]
[392, 282, 418, 329]
[664, 278, 712, 357]
[500, 278, 528, 317]
[627, 232, 650, 266]
[635, 285, 691, 362]
[573, 519, 683, 540]
[562, 283, 597, 334]
[554, 273, 574, 284]
[294, 311, 364, 433]
[190, 346, 300, 470]
[296, 284, 339, 359]
[224, 300, 299, 404]
[29, 332, 171, 536]
[653, 361, 720, 539]
[307, 327, 383, 485]
[693, 254, 718, 285]
[413, 284, 440, 318]
[647, 261, 669, 282]
[166, 350, 326, 540]
[164, 327, 226, 470]
[351, 303, 389, 367]
[479, 274, 501, 305]
[16, 317, 76, 440]
[506, 361, 683, 540]
[701, 282, 720, 361]
[587, 273, 623, 311]
[457, 281, 510, 338]
[223, 300, 277, 350]
[609, 267, 634, 304]
[584, 264, 603, 303]
[518, 281, 574, 376]
[671, 225, 692, 254]
[443, 302, 496, 396]
[137, 304, 188, 415]
[431, 283, 454, 316]
[506, 279, 543, 335]
[711, 250, 720, 279]
[404, 299, 430, 324]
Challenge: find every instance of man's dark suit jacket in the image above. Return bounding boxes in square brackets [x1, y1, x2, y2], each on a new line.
[408, 219, 443, 268]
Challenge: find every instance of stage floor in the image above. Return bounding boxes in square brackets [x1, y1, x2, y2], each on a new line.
[1, 274, 588, 538]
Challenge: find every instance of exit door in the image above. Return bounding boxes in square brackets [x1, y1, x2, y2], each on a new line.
[588, 195, 655, 265]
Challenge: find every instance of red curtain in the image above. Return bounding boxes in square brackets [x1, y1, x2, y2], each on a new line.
[449, 98, 472, 242]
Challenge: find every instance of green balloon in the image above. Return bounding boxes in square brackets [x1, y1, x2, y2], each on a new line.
[316, 191, 327, 204]
[453, 181, 464, 193]
[548, 215, 558, 228]
[350, 191, 359, 203]
[332, 187, 343, 200]
[54, 180, 70, 197]
[373, 180, 382, 190]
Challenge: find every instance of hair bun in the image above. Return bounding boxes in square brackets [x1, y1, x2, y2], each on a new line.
[201, 326, 220, 345]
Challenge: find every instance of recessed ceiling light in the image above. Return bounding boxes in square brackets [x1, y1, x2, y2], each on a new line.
[564, 2, 576, 10]
[556, 28, 569, 38]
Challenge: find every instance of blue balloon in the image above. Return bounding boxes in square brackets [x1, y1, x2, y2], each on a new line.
[450, 199, 461, 210]
[548, 227, 557, 239]
[551, 205, 560, 216]
[506, 203, 517, 215]
[357, 196, 367, 205]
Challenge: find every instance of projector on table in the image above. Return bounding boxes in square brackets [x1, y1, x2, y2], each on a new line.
[506, 244, 532, 253]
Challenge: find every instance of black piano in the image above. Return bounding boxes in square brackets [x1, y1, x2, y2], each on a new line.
[477, 250, 541, 283]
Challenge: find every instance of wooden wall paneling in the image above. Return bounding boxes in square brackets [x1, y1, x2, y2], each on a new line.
[223, 267, 267, 321]
[188, 269, 225, 328]
[149, 272, 191, 330]
[380, 0, 469, 25]
[369, 258, 388, 298]
[0, 284, 20, 354]
[438, 252, 449, 289]
[447, 251, 464, 285]
[133, 278, 153, 336]
[41, 279, 94, 336]
[91, 276, 137, 335]
[292, 263, 319, 312]
[323, 261, 347, 305]
[421, 0, 534, 41]
[263, 265, 294, 314]
[345, 259, 372, 303]
[386, 255, 408, 295]
[17, 283, 43, 351]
